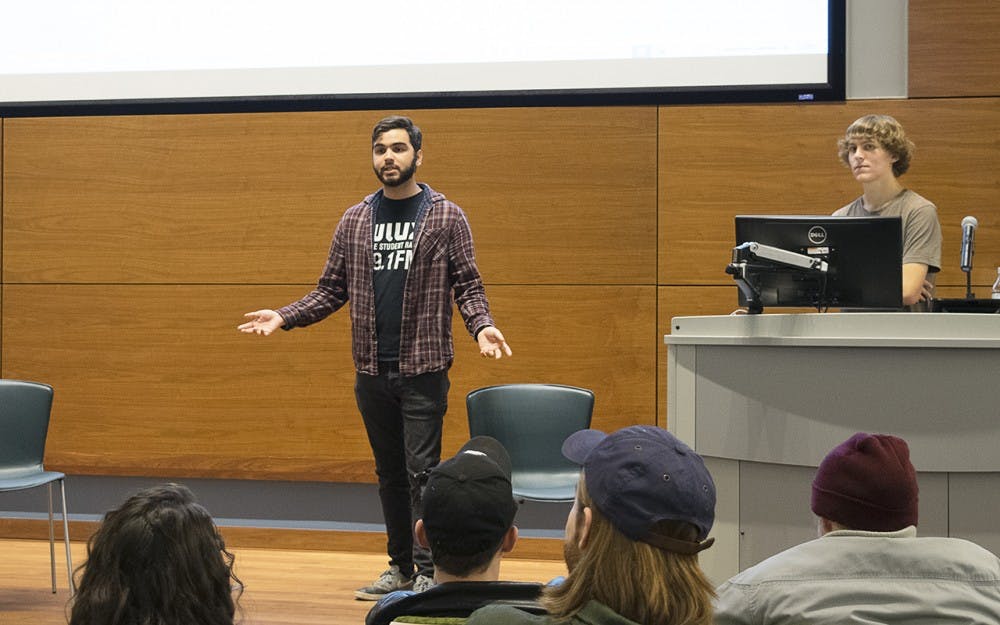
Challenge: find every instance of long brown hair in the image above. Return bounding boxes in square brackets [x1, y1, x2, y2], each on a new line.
[543, 481, 715, 625]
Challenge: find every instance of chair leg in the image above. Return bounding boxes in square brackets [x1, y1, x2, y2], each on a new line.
[48, 483, 56, 593]
[59, 479, 75, 595]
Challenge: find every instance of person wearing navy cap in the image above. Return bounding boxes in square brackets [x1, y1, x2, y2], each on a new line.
[468, 425, 718, 625]
[714, 432, 1000, 624]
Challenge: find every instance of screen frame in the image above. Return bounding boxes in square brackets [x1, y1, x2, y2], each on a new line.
[733, 214, 904, 312]
[0, 0, 846, 118]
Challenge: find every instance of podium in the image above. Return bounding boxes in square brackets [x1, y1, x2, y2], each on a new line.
[665, 313, 1000, 583]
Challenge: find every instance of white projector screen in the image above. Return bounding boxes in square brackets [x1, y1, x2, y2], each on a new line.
[0, 0, 844, 115]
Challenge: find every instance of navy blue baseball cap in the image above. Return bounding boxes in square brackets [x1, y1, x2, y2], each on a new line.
[562, 425, 716, 554]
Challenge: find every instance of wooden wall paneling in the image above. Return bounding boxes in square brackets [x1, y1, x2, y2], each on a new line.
[883, 98, 1000, 290]
[658, 99, 1000, 292]
[445, 284, 658, 457]
[405, 107, 658, 285]
[2, 284, 655, 480]
[8, 97, 992, 484]
[2, 284, 365, 481]
[2, 106, 659, 482]
[2, 112, 376, 284]
[3, 107, 657, 287]
[909, 0, 1000, 98]
[659, 102, 857, 286]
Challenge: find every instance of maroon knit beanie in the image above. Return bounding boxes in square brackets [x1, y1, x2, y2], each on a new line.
[811, 432, 918, 532]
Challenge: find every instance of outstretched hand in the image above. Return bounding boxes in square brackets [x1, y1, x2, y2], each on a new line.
[238, 310, 284, 336]
[477, 326, 513, 360]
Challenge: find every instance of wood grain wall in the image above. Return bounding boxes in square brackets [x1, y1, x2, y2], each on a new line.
[1, 108, 658, 481]
[909, 0, 1000, 97]
[2, 2, 998, 483]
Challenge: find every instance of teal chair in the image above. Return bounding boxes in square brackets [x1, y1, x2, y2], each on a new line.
[466, 384, 594, 502]
[0, 379, 75, 594]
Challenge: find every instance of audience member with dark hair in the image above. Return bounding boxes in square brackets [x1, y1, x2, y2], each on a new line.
[69, 483, 242, 625]
[714, 432, 1000, 624]
[468, 425, 717, 625]
[365, 436, 543, 625]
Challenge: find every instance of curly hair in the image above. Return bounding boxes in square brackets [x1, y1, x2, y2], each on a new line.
[837, 114, 915, 177]
[69, 483, 242, 625]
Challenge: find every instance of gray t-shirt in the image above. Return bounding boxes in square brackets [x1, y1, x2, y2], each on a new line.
[833, 188, 942, 272]
[834, 189, 942, 312]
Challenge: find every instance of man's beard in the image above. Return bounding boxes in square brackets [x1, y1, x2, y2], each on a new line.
[375, 159, 418, 187]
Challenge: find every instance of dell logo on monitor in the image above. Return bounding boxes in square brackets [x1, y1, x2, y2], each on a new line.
[807, 226, 828, 244]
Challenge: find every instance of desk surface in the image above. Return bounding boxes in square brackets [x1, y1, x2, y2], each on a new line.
[665, 312, 1000, 348]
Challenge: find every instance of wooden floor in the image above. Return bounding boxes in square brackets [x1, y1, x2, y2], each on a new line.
[0, 539, 566, 624]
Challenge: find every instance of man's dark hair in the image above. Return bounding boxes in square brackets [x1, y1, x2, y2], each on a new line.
[429, 537, 504, 578]
[372, 115, 422, 151]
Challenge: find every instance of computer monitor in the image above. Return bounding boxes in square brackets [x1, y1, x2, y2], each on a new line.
[729, 215, 902, 313]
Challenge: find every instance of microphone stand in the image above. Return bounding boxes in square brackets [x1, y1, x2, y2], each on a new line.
[960, 216, 978, 300]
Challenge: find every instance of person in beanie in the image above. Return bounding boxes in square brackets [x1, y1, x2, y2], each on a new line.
[714, 432, 1000, 624]
[467, 425, 718, 625]
[365, 436, 544, 625]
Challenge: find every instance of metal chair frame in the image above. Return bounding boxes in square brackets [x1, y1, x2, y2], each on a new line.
[0, 379, 75, 594]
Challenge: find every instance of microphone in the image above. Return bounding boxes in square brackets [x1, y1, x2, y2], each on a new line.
[960, 216, 978, 273]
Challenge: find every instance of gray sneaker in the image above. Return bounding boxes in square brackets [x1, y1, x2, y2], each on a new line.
[412, 574, 436, 593]
[354, 566, 413, 601]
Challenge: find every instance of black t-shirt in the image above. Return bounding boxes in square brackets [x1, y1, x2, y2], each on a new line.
[373, 193, 421, 361]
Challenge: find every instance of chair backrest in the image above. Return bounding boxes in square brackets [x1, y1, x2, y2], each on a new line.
[466, 384, 593, 499]
[378, 581, 545, 625]
[0, 379, 55, 475]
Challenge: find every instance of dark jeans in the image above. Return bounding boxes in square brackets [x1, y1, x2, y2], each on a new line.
[355, 363, 448, 579]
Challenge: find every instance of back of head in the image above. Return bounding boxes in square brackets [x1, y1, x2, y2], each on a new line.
[545, 426, 716, 625]
[420, 436, 518, 577]
[812, 432, 919, 532]
[69, 483, 240, 625]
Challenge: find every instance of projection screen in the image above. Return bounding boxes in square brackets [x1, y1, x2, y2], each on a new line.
[0, 0, 844, 115]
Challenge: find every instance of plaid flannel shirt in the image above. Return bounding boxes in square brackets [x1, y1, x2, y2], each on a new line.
[278, 184, 495, 376]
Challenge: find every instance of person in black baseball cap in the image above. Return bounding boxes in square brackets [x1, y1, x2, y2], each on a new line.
[468, 425, 718, 625]
[418, 435, 519, 572]
[366, 436, 544, 625]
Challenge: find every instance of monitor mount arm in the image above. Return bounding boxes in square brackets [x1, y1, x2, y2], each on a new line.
[725, 242, 829, 314]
